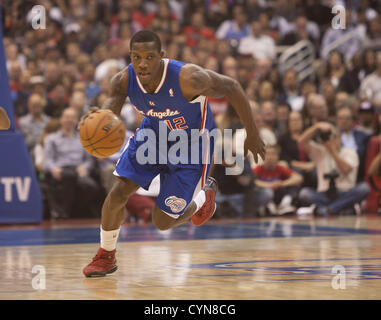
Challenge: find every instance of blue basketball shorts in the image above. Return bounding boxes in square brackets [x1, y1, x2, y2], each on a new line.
[114, 130, 214, 218]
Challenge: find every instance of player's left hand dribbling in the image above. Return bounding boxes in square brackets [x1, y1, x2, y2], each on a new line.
[77, 106, 100, 130]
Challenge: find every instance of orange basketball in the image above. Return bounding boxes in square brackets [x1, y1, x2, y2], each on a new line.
[79, 109, 126, 158]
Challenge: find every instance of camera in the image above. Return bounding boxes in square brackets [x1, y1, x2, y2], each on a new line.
[318, 129, 332, 142]
[324, 170, 339, 200]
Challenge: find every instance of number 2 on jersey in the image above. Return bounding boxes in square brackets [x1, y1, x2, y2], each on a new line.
[165, 116, 189, 130]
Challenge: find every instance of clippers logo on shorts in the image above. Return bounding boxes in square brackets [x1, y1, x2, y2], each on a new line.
[165, 196, 187, 213]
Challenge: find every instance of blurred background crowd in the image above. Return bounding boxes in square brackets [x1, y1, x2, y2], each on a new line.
[2, 0, 381, 221]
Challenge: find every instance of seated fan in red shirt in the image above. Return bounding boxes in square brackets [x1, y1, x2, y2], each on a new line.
[252, 145, 303, 215]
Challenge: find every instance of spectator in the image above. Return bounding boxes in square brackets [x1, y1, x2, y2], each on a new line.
[281, 15, 319, 47]
[361, 49, 377, 78]
[27, 77, 48, 117]
[324, 51, 359, 95]
[148, 1, 178, 40]
[365, 111, 381, 212]
[238, 20, 276, 61]
[357, 102, 376, 136]
[252, 108, 277, 148]
[260, 101, 280, 138]
[34, 118, 61, 219]
[263, 6, 292, 42]
[204, 0, 229, 30]
[367, 145, 381, 213]
[45, 84, 69, 118]
[320, 80, 337, 119]
[320, 9, 366, 62]
[276, 102, 291, 137]
[305, 94, 329, 126]
[213, 104, 254, 218]
[252, 144, 303, 215]
[8, 61, 29, 118]
[246, 0, 265, 22]
[68, 90, 88, 119]
[278, 111, 316, 188]
[298, 122, 370, 216]
[334, 91, 350, 113]
[278, 69, 304, 112]
[216, 5, 250, 42]
[44, 61, 62, 92]
[34, 119, 61, 174]
[43, 108, 100, 219]
[257, 81, 275, 103]
[19, 94, 51, 161]
[183, 12, 215, 47]
[336, 107, 370, 182]
[360, 53, 381, 110]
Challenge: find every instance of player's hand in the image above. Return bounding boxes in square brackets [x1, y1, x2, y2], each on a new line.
[77, 106, 100, 130]
[244, 132, 265, 163]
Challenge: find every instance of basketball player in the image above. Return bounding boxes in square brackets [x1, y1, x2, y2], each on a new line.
[0, 106, 10, 130]
[82, 30, 265, 277]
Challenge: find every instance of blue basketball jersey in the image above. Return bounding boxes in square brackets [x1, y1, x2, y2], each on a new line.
[114, 59, 216, 217]
[127, 58, 216, 135]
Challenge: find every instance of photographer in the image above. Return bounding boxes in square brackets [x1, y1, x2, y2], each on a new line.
[297, 122, 370, 216]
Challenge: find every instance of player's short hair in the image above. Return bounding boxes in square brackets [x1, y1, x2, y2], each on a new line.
[130, 30, 161, 52]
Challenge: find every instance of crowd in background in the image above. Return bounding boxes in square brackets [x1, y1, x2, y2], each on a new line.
[2, 0, 381, 221]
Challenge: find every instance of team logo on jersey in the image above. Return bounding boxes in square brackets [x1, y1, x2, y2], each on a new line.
[146, 108, 180, 119]
[149, 101, 155, 106]
[169, 88, 174, 97]
[165, 196, 187, 213]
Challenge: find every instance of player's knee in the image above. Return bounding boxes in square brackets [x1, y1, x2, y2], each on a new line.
[109, 178, 137, 203]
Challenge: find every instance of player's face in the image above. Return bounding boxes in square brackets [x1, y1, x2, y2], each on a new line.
[130, 42, 164, 85]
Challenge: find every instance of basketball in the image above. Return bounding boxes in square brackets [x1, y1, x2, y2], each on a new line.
[79, 109, 126, 158]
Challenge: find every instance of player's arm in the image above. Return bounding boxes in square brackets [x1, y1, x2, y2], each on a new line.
[0, 106, 10, 130]
[179, 64, 265, 162]
[101, 69, 129, 116]
[78, 69, 128, 127]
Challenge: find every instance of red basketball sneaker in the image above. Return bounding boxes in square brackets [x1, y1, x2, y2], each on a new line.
[83, 248, 118, 277]
[191, 177, 218, 226]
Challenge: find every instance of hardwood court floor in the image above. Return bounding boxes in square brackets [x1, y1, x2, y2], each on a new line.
[1, 215, 381, 300]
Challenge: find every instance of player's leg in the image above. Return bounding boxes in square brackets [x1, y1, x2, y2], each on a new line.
[152, 176, 218, 230]
[83, 129, 158, 277]
[151, 201, 197, 230]
[101, 176, 140, 231]
[151, 163, 218, 230]
[83, 176, 139, 277]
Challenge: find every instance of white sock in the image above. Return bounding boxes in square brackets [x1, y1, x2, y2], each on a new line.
[100, 226, 120, 251]
[192, 190, 206, 213]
